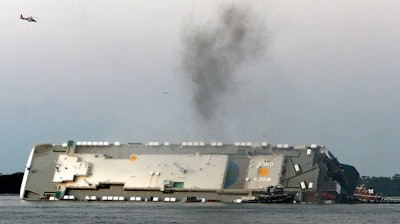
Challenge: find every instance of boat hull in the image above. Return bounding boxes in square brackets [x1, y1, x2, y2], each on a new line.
[241, 194, 295, 203]
[20, 141, 360, 203]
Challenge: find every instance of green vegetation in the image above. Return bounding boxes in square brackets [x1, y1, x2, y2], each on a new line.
[360, 174, 400, 197]
[0, 172, 23, 194]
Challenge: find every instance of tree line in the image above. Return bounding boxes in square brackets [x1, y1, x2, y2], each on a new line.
[0, 172, 23, 194]
[360, 174, 400, 197]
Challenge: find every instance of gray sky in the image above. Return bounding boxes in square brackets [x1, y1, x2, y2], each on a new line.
[1, 0, 399, 177]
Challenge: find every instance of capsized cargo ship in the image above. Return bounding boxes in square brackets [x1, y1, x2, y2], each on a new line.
[20, 141, 360, 203]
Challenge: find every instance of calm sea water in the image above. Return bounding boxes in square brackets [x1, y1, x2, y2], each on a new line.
[1, 195, 399, 224]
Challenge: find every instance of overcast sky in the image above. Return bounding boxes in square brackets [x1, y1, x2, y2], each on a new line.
[1, 1, 399, 177]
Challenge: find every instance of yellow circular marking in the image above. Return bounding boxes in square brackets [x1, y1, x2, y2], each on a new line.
[259, 167, 269, 177]
[129, 155, 137, 161]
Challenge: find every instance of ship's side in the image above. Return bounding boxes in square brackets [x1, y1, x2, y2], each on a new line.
[20, 141, 359, 203]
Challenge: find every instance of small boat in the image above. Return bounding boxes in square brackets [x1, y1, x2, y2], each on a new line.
[240, 186, 294, 203]
[353, 185, 382, 203]
[182, 196, 205, 203]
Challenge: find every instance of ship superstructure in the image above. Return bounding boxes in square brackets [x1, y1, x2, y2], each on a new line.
[20, 141, 359, 203]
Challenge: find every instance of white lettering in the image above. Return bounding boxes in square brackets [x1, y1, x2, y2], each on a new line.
[261, 162, 274, 167]
[254, 177, 272, 182]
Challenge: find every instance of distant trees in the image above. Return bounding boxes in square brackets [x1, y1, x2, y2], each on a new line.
[360, 174, 400, 196]
[0, 172, 23, 194]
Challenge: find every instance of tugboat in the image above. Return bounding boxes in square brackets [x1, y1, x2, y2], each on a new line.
[239, 186, 294, 203]
[353, 185, 382, 203]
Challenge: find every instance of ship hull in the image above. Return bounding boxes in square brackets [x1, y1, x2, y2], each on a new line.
[20, 141, 359, 203]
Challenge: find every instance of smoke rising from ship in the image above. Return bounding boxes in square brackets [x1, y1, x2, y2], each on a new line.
[182, 5, 267, 122]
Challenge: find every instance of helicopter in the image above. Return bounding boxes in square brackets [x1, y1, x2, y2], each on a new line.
[20, 14, 37, 22]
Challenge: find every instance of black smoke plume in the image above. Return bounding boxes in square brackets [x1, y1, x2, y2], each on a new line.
[182, 5, 266, 122]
